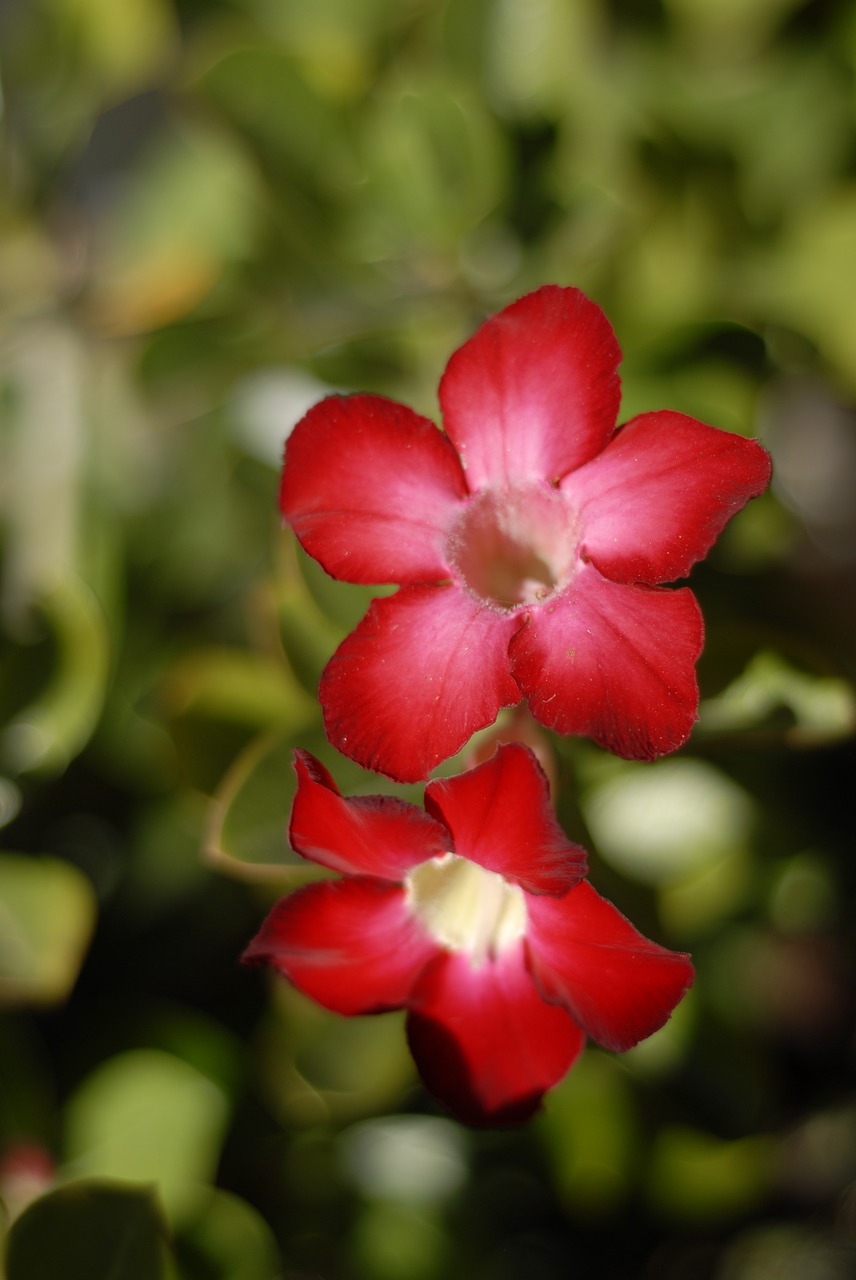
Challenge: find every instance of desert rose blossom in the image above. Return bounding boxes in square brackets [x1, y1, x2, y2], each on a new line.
[281, 285, 772, 783]
[243, 743, 694, 1126]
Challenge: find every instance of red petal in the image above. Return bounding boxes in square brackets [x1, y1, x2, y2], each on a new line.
[564, 411, 773, 584]
[289, 750, 451, 879]
[280, 394, 467, 584]
[424, 743, 587, 895]
[439, 286, 621, 491]
[242, 879, 439, 1015]
[510, 565, 704, 760]
[527, 881, 694, 1051]
[320, 585, 521, 783]
[406, 945, 584, 1126]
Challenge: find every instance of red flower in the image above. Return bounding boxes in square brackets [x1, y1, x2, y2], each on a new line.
[243, 744, 694, 1126]
[281, 286, 772, 782]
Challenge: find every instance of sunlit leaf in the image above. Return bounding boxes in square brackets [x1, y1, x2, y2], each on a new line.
[48, 0, 177, 99]
[582, 759, 754, 886]
[699, 650, 856, 746]
[63, 1050, 228, 1223]
[485, 0, 601, 118]
[339, 1116, 468, 1206]
[0, 854, 96, 1007]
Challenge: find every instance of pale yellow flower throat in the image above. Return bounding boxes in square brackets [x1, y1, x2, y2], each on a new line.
[405, 853, 527, 968]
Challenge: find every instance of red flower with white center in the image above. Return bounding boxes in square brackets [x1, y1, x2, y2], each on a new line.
[281, 286, 772, 783]
[243, 744, 694, 1126]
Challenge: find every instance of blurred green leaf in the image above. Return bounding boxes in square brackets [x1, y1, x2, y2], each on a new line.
[48, 0, 177, 100]
[177, 1188, 281, 1280]
[540, 1052, 638, 1214]
[659, 846, 752, 936]
[699, 650, 856, 745]
[623, 988, 697, 1075]
[259, 0, 392, 101]
[161, 645, 316, 795]
[258, 988, 414, 1125]
[753, 186, 856, 394]
[647, 1126, 775, 1223]
[206, 725, 425, 881]
[161, 647, 315, 733]
[87, 121, 263, 333]
[63, 1050, 228, 1223]
[200, 46, 357, 198]
[348, 76, 508, 261]
[349, 1201, 448, 1280]
[618, 196, 722, 334]
[296, 541, 393, 635]
[5, 1180, 171, 1280]
[0, 854, 96, 1007]
[485, 0, 601, 119]
[582, 758, 754, 885]
[661, 0, 804, 56]
[275, 539, 347, 690]
[0, 581, 110, 778]
[204, 729, 320, 882]
[767, 852, 835, 934]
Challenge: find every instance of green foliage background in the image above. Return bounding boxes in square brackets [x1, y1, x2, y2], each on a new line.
[2, 0, 856, 1276]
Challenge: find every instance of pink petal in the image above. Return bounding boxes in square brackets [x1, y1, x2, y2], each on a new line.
[439, 286, 621, 491]
[563, 411, 773, 584]
[406, 944, 585, 1125]
[289, 750, 451, 879]
[320, 585, 522, 783]
[509, 564, 704, 760]
[280, 394, 468, 585]
[526, 881, 694, 1051]
[242, 879, 439, 1015]
[424, 743, 587, 896]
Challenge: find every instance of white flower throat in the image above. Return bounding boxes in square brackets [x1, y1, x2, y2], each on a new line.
[445, 482, 581, 610]
[405, 853, 527, 967]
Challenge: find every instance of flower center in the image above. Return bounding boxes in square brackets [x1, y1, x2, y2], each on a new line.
[445, 483, 580, 610]
[404, 853, 527, 967]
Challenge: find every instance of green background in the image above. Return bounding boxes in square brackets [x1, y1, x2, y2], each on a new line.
[2, 0, 855, 1276]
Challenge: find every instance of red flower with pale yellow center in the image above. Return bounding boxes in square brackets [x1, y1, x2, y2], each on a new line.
[281, 285, 771, 783]
[243, 744, 694, 1126]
